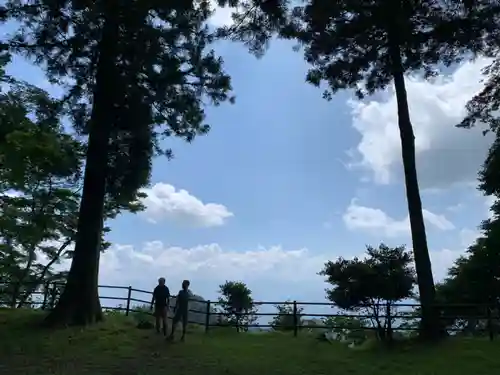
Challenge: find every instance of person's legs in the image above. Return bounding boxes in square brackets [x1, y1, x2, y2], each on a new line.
[154, 306, 161, 334]
[161, 307, 168, 336]
[168, 314, 179, 340]
[180, 312, 188, 341]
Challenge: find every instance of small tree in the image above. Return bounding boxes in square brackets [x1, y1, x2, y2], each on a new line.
[270, 301, 304, 331]
[322, 315, 369, 344]
[217, 281, 257, 332]
[319, 243, 415, 342]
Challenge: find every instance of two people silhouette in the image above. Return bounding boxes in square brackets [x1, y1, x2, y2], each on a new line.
[151, 277, 190, 341]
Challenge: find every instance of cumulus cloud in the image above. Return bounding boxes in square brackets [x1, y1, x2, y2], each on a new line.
[100, 242, 325, 287]
[348, 58, 494, 189]
[343, 199, 455, 237]
[96, 241, 463, 304]
[98, 242, 330, 306]
[430, 248, 463, 280]
[140, 183, 233, 227]
[32, 239, 464, 310]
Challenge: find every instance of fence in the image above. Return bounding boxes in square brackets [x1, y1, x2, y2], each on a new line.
[1, 281, 499, 339]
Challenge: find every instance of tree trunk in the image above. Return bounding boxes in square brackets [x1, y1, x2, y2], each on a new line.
[17, 239, 72, 308]
[385, 301, 393, 342]
[387, 33, 441, 341]
[44, 13, 118, 327]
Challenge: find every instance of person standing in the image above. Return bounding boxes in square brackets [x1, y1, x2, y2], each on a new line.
[168, 279, 190, 342]
[150, 277, 170, 336]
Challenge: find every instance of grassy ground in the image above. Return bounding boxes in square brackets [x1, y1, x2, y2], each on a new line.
[1, 309, 500, 375]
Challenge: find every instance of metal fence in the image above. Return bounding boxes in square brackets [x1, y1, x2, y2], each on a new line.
[1, 281, 499, 339]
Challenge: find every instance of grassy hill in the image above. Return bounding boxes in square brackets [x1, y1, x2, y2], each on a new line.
[1, 308, 499, 375]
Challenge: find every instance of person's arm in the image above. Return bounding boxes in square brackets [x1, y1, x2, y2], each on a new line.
[150, 287, 156, 310]
[173, 292, 180, 314]
[166, 287, 171, 311]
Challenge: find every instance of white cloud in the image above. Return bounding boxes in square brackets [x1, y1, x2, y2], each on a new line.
[348, 58, 494, 189]
[446, 203, 465, 212]
[97, 241, 461, 304]
[30, 239, 464, 307]
[459, 228, 479, 248]
[343, 199, 455, 237]
[98, 242, 329, 304]
[423, 210, 456, 231]
[430, 248, 463, 280]
[484, 194, 496, 219]
[140, 183, 233, 227]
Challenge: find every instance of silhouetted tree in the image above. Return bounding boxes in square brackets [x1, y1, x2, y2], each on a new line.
[215, 0, 487, 340]
[319, 243, 415, 342]
[2, 0, 233, 325]
[217, 280, 257, 331]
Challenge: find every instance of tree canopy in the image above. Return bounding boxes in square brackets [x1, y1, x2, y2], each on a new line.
[1, 0, 234, 325]
[319, 244, 415, 341]
[217, 280, 257, 331]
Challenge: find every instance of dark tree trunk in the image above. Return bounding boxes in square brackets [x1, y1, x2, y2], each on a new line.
[385, 301, 393, 342]
[387, 32, 441, 341]
[44, 14, 119, 327]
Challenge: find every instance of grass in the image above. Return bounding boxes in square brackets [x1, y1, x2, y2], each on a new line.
[1, 309, 500, 375]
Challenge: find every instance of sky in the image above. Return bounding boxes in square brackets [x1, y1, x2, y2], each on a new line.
[1, 4, 496, 314]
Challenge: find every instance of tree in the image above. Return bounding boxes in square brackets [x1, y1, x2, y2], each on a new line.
[434, 142, 500, 335]
[440, 63, 500, 335]
[0, 70, 133, 308]
[435, 222, 500, 335]
[319, 243, 415, 342]
[3, 0, 233, 326]
[322, 315, 369, 344]
[0, 71, 83, 307]
[270, 301, 304, 331]
[216, 0, 475, 339]
[217, 281, 257, 332]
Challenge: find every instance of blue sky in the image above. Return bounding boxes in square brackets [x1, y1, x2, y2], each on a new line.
[1, 5, 495, 316]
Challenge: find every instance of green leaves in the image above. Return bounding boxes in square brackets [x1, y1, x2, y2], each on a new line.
[319, 243, 415, 310]
[270, 301, 304, 331]
[0, 78, 84, 306]
[217, 280, 258, 330]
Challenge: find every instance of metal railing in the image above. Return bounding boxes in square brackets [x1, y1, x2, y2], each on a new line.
[1, 281, 498, 339]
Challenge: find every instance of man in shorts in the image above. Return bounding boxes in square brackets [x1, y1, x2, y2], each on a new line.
[168, 279, 190, 342]
[151, 277, 170, 336]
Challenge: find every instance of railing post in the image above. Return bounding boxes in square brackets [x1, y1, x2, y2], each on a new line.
[293, 300, 298, 337]
[487, 304, 494, 341]
[125, 286, 132, 316]
[41, 282, 50, 310]
[205, 300, 211, 333]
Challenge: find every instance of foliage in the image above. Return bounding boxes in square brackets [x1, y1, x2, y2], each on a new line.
[319, 243, 415, 341]
[2, 0, 233, 325]
[216, 0, 483, 339]
[270, 301, 304, 331]
[0, 75, 83, 307]
[438, 73, 500, 335]
[435, 208, 500, 335]
[3, 0, 234, 203]
[217, 280, 258, 332]
[322, 315, 369, 344]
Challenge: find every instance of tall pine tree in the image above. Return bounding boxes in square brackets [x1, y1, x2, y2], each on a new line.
[3, 0, 233, 326]
[214, 0, 498, 339]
